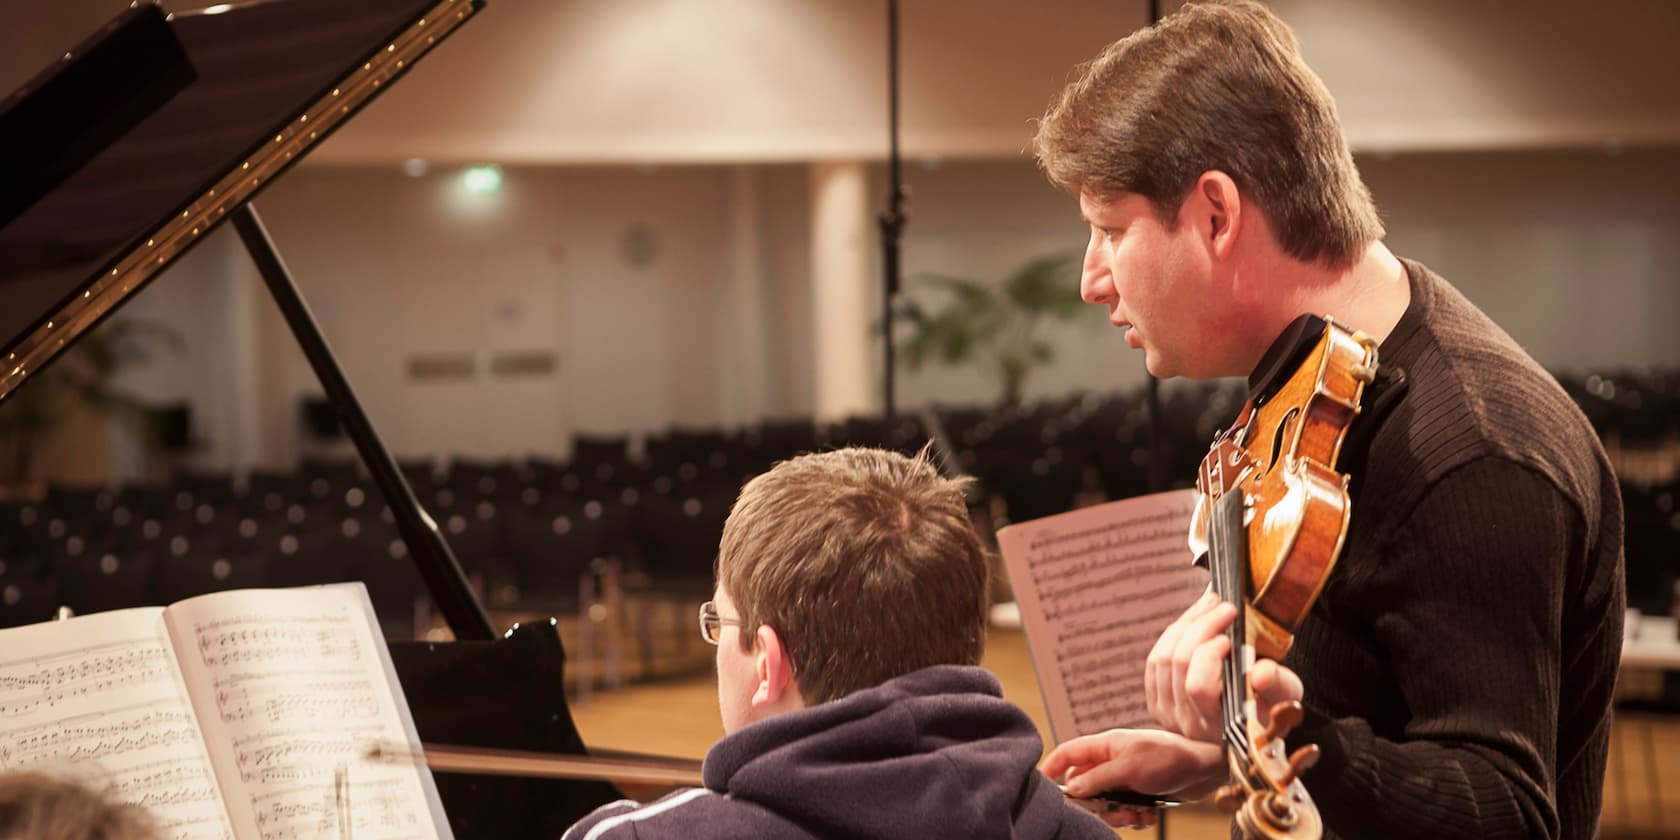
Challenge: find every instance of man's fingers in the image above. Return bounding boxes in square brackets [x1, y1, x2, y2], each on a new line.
[1250, 659, 1305, 708]
[1169, 601, 1235, 733]
[1181, 634, 1231, 740]
[1060, 755, 1150, 800]
[1099, 807, 1158, 829]
[1145, 627, 1172, 727]
[1189, 600, 1238, 645]
[1049, 728, 1228, 811]
[1147, 590, 1214, 727]
[1039, 733, 1118, 782]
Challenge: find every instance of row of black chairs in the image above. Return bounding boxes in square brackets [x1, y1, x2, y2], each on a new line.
[5, 376, 1678, 633]
[0, 414, 942, 633]
[1562, 370, 1680, 448]
[0, 482, 747, 632]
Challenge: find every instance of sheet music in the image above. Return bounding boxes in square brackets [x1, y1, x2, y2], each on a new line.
[997, 489, 1207, 743]
[164, 585, 451, 840]
[0, 608, 235, 840]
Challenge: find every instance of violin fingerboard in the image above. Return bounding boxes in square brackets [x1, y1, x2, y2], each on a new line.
[1209, 489, 1252, 763]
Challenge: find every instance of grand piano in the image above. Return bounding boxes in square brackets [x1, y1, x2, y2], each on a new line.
[0, 1, 654, 834]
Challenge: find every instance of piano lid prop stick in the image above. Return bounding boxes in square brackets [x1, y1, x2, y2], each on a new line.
[366, 742, 705, 787]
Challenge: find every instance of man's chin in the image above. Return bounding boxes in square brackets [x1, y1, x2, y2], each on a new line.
[1142, 352, 1174, 379]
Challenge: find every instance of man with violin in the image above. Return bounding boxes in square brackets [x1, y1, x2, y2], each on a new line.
[1033, 2, 1625, 838]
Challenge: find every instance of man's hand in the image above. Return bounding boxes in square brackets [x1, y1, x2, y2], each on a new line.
[1039, 728, 1225, 829]
[1145, 591, 1309, 740]
[1249, 657, 1305, 726]
[1145, 589, 1236, 741]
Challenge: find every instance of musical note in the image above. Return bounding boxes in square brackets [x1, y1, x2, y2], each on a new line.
[0, 609, 236, 839]
[164, 585, 448, 839]
[194, 621, 363, 670]
[996, 489, 1208, 741]
[216, 679, 379, 726]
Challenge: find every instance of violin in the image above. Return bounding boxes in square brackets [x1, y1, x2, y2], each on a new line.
[1187, 313, 1379, 839]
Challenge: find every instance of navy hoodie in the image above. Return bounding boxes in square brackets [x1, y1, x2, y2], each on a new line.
[561, 665, 1115, 839]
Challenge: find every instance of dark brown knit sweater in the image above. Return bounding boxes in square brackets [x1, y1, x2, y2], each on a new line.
[1276, 259, 1625, 839]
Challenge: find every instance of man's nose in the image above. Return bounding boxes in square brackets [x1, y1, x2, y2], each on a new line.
[1080, 246, 1113, 305]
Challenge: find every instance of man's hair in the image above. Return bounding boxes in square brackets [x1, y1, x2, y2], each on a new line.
[1033, 0, 1383, 267]
[0, 771, 159, 840]
[717, 446, 989, 705]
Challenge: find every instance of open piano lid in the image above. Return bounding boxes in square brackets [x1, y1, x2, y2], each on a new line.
[1, 2, 640, 833]
[0, 0, 480, 405]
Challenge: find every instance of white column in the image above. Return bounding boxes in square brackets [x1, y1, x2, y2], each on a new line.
[808, 161, 877, 423]
[225, 233, 264, 476]
[719, 166, 772, 427]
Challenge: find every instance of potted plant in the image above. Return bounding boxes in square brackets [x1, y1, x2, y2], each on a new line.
[893, 253, 1087, 406]
[0, 318, 181, 494]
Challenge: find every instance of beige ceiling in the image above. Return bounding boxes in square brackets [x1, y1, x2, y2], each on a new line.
[4, 0, 1678, 165]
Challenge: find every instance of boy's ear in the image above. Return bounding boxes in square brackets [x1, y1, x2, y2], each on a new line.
[751, 624, 799, 710]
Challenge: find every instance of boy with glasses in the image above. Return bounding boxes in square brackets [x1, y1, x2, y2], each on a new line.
[563, 447, 1114, 839]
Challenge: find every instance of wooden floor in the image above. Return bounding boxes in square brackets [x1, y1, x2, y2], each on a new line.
[553, 617, 1680, 839]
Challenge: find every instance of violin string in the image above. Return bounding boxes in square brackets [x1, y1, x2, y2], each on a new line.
[1211, 490, 1253, 765]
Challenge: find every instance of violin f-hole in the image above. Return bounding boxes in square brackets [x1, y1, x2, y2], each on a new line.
[1265, 407, 1300, 475]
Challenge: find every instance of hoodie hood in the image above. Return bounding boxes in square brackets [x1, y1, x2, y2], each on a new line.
[702, 665, 1108, 839]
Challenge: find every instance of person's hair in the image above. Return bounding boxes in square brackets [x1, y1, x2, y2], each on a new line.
[717, 446, 989, 705]
[0, 771, 159, 840]
[1033, 0, 1383, 267]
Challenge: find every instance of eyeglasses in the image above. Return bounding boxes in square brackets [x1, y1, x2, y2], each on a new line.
[698, 600, 743, 645]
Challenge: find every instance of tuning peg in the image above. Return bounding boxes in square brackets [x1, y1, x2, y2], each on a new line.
[1213, 784, 1246, 814]
[1278, 744, 1321, 788]
[1259, 700, 1305, 746]
[1265, 791, 1297, 823]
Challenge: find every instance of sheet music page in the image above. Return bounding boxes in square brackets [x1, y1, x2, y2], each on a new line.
[996, 489, 1207, 743]
[0, 607, 236, 840]
[163, 584, 452, 840]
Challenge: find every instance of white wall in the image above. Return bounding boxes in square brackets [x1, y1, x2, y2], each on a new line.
[759, 167, 815, 418]
[87, 145, 1678, 479]
[105, 227, 247, 475]
[1363, 148, 1680, 373]
[238, 165, 755, 467]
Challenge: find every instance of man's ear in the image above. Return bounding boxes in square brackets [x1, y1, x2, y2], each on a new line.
[750, 624, 799, 710]
[1191, 170, 1242, 260]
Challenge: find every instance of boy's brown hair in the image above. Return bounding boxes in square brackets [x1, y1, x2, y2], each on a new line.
[0, 771, 159, 840]
[717, 447, 989, 705]
[1034, 0, 1382, 267]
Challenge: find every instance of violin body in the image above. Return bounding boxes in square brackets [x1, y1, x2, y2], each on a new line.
[1191, 315, 1379, 839]
[1193, 318, 1378, 659]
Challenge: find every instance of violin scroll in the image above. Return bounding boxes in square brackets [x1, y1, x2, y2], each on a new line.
[1213, 700, 1323, 839]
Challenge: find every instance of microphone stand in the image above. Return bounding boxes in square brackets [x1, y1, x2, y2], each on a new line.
[1148, 7, 1169, 839]
[1144, 0, 1166, 501]
[878, 0, 906, 427]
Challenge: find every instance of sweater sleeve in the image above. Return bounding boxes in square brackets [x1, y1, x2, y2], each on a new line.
[1287, 456, 1573, 839]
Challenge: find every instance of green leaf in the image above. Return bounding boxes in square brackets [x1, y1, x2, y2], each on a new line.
[892, 252, 1087, 405]
[0, 316, 184, 483]
[1004, 253, 1082, 314]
